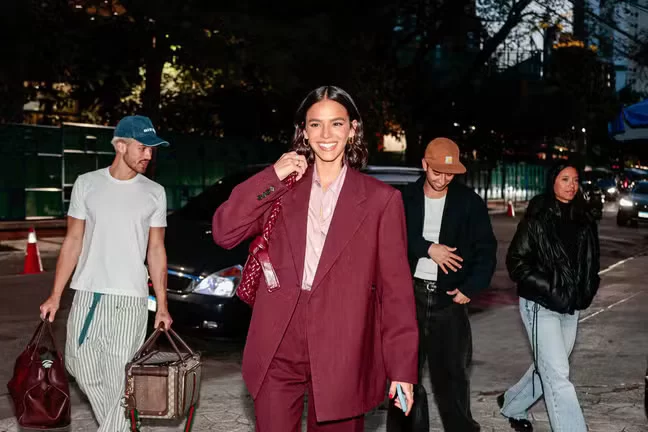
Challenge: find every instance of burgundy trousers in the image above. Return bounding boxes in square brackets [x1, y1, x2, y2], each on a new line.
[254, 290, 365, 432]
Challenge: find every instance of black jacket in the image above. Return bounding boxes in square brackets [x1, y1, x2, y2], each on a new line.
[402, 177, 497, 301]
[506, 194, 600, 313]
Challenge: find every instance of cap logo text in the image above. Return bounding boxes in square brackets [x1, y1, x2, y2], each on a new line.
[445, 156, 453, 164]
[143, 128, 155, 133]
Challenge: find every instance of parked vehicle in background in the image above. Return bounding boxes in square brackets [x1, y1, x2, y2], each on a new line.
[581, 181, 604, 221]
[148, 165, 423, 337]
[582, 170, 618, 202]
[617, 181, 648, 226]
[596, 177, 619, 201]
[619, 168, 648, 193]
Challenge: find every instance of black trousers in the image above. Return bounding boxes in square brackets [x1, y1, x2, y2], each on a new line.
[414, 279, 480, 432]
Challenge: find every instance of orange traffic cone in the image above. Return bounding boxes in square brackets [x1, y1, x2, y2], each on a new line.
[506, 200, 516, 218]
[22, 228, 43, 274]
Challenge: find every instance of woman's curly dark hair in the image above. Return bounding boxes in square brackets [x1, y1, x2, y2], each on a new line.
[291, 86, 368, 170]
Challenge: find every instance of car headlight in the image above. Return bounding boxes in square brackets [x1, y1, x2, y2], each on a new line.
[607, 187, 617, 194]
[190, 265, 243, 297]
[619, 198, 634, 207]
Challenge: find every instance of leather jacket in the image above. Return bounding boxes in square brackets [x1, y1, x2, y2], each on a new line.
[506, 194, 600, 313]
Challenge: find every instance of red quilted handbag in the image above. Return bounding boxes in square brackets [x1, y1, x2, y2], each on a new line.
[236, 173, 297, 306]
[7, 319, 71, 430]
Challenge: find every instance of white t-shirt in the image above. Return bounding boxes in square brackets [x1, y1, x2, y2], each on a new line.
[414, 195, 446, 281]
[68, 168, 167, 297]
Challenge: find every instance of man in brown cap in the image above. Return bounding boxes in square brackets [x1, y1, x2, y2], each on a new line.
[401, 137, 497, 431]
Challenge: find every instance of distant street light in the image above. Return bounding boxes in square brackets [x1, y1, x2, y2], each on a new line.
[581, 127, 586, 133]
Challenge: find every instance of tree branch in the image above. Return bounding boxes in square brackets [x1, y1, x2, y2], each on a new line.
[459, 0, 534, 82]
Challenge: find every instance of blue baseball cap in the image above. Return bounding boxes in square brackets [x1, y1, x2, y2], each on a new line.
[114, 115, 170, 147]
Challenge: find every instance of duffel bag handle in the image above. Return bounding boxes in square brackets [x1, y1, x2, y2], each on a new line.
[161, 324, 187, 364]
[130, 328, 163, 361]
[28, 319, 62, 361]
[131, 324, 196, 365]
[165, 327, 195, 356]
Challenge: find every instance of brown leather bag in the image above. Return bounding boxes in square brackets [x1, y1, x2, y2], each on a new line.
[7, 320, 71, 430]
[124, 326, 201, 432]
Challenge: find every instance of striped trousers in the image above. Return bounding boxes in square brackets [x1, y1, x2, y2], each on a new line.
[65, 290, 148, 432]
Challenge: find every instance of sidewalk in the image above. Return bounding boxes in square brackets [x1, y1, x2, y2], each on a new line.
[486, 199, 528, 215]
[0, 219, 66, 242]
[0, 219, 66, 231]
[0, 256, 645, 432]
[0, 196, 525, 231]
[0, 236, 63, 276]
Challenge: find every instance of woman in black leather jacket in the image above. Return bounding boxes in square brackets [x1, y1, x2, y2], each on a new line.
[497, 163, 600, 432]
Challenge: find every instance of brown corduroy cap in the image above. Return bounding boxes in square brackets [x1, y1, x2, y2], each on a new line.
[423, 137, 466, 174]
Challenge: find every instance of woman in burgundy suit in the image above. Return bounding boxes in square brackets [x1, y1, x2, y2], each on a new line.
[212, 86, 418, 431]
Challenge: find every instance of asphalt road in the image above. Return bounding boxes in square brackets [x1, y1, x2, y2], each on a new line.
[0, 202, 646, 431]
[471, 202, 648, 311]
[0, 202, 648, 419]
[1, 202, 648, 353]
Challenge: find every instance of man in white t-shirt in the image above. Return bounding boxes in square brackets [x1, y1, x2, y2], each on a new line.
[39, 115, 173, 432]
[402, 138, 497, 432]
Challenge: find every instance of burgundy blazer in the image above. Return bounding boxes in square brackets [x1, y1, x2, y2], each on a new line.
[212, 165, 418, 422]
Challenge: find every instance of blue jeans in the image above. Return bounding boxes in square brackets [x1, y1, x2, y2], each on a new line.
[500, 298, 587, 431]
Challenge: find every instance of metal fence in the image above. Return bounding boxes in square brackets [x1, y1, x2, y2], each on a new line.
[0, 123, 546, 220]
[0, 123, 283, 220]
[464, 162, 546, 203]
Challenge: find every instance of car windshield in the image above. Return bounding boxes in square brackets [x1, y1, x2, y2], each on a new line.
[596, 178, 615, 188]
[633, 184, 648, 195]
[177, 168, 264, 221]
[175, 165, 421, 221]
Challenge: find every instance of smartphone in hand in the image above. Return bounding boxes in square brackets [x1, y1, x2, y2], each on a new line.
[396, 383, 408, 413]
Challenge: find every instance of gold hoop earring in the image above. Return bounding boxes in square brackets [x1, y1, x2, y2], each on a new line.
[348, 136, 354, 145]
[304, 138, 309, 146]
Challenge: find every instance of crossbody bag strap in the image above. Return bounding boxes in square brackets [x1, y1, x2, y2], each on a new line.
[129, 409, 141, 432]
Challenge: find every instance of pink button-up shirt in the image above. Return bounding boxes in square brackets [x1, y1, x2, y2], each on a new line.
[301, 163, 348, 290]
